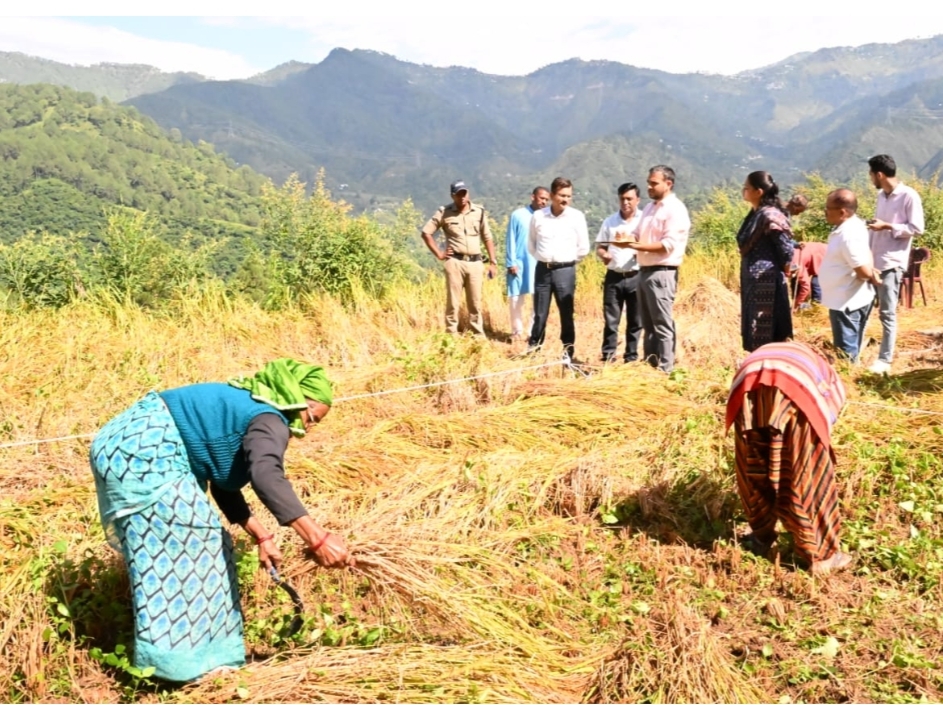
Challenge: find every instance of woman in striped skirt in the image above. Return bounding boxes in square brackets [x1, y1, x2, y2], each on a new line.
[90, 359, 352, 681]
[725, 342, 853, 575]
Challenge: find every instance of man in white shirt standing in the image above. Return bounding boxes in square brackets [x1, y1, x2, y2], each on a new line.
[819, 189, 882, 363]
[595, 182, 643, 363]
[526, 177, 591, 361]
[865, 154, 925, 374]
[622, 166, 690, 374]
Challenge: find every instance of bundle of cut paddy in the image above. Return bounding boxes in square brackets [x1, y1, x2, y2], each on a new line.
[589, 598, 770, 703]
[184, 642, 596, 703]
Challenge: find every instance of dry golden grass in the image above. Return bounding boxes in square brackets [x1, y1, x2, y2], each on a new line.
[2, 254, 943, 703]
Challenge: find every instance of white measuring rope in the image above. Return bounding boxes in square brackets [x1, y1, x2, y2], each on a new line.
[5, 365, 938, 449]
[0, 359, 569, 450]
[333, 359, 566, 401]
[0, 432, 96, 450]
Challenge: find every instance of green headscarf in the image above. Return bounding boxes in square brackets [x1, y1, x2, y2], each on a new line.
[229, 358, 333, 437]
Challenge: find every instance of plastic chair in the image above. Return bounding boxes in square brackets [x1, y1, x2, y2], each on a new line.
[899, 246, 931, 308]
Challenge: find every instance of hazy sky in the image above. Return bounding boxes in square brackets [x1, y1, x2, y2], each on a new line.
[4, 6, 943, 80]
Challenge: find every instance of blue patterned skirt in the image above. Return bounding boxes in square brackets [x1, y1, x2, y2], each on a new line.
[89, 392, 245, 682]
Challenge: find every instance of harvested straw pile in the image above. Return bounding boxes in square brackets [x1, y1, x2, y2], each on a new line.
[276, 369, 702, 646]
[674, 277, 742, 369]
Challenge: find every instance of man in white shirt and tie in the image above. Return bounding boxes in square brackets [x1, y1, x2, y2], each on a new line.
[526, 177, 591, 362]
[595, 182, 643, 363]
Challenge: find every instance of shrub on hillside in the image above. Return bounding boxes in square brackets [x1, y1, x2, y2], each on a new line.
[260, 172, 409, 303]
[92, 209, 220, 307]
[0, 232, 82, 308]
[915, 173, 943, 253]
[689, 187, 747, 253]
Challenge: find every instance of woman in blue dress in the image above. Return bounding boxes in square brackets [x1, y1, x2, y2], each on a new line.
[737, 171, 795, 352]
[89, 359, 351, 681]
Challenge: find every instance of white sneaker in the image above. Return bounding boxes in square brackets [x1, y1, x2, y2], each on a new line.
[868, 360, 891, 374]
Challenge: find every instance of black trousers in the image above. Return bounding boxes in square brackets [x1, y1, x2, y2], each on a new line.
[528, 262, 576, 357]
[601, 269, 641, 361]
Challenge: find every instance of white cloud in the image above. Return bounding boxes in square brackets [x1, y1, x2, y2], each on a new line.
[260, 14, 943, 77]
[4, 11, 943, 80]
[0, 17, 260, 79]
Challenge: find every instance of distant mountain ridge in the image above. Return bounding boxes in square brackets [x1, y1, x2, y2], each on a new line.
[4, 36, 943, 222]
[0, 51, 206, 102]
[244, 60, 312, 86]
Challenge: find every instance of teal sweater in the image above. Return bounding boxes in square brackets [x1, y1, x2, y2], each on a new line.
[160, 383, 289, 491]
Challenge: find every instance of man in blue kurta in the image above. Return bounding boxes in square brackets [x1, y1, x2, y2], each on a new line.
[506, 186, 549, 339]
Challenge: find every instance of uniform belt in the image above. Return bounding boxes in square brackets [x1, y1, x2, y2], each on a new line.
[543, 261, 576, 270]
[640, 265, 678, 272]
[450, 253, 482, 262]
[608, 269, 639, 278]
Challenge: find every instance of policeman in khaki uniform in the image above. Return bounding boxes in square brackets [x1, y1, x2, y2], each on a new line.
[420, 180, 498, 335]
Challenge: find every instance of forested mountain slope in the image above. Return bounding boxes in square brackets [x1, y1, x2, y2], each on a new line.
[0, 84, 271, 274]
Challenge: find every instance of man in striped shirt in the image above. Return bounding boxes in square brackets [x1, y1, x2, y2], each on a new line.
[726, 341, 853, 575]
[865, 154, 925, 375]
